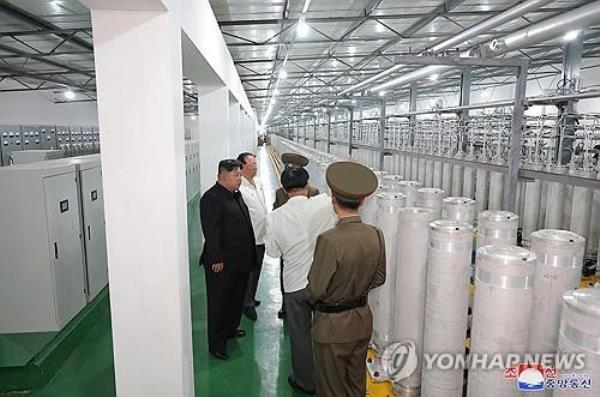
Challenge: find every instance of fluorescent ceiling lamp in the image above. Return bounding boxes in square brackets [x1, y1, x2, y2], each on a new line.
[64, 90, 75, 100]
[429, 73, 439, 81]
[563, 30, 580, 42]
[280, 70, 288, 79]
[375, 22, 385, 33]
[296, 19, 310, 37]
[338, 64, 403, 96]
[378, 91, 386, 97]
[301, 0, 312, 14]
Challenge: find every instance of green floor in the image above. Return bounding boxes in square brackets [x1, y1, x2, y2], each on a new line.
[4, 147, 303, 397]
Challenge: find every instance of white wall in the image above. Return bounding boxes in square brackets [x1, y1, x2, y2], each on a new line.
[0, 91, 98, 126]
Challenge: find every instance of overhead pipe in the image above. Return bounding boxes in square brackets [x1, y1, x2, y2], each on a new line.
[487, 0, 600, 55]
[338, 0, 554, 96]
[370, 0, 600, 93]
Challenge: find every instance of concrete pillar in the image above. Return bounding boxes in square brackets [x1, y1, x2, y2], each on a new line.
[86, 4, 194, 396]
[228, 97, 241, 156]
[198, 87, 230, 193]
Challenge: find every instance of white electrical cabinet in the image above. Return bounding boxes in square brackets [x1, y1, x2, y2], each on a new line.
[0, 162, 87, 333]
[45, 155, 107, 301]
[10, 149, 64, 165]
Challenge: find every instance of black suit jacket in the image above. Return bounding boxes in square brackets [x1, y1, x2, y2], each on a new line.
[200, 183, 258, 273]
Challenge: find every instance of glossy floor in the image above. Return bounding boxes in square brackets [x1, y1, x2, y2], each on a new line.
[7, 147, 392, 396]
[7, 147, 304, 396]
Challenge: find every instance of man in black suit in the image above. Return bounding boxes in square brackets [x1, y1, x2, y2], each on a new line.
[200, 159, 258, 360]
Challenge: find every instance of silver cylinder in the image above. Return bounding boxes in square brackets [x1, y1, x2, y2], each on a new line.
[468, 246, 536, 397]
[399, 153, 406, 177]
[588, 190, 600, 259]
[359, 186, 384, 226]
[488, 171, 505, 210]
[443, 197, 477, 226]
[372, 192, 407, 351]
[393, 208, 436, 391]
[418, 157, 427, 187]
[570, 186, 593, 254]
[442, 162, 453, 194]
[452, 164, 464, 197]
[411, 156, 419, 181]
[476, 210, 519, 251]
[422, 220, 474, 397]
[553, 288, 600, 396]
[373, 170, 388, 183]
[475, 169, 489, 214]
[544, 167, 568, 229]
[399, 180, 422, 207]
[425, 159, 434, 188]
[417, 188, 445, 219]
[382, 174, 403, 193]
[404, 154, 412, 180]
[433, 160, 443, 189]
[463, 166, 476, 199]
[529, 229, 586, 355]
[522, 178, 543, 247]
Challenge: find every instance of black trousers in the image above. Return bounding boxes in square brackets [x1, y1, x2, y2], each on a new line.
[279, 258, 285, 311]
[204, 265, 249, 353]
[244, 244, 265, 308]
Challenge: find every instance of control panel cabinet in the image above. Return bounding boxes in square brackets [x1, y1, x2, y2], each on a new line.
[0, 163, 87, 333]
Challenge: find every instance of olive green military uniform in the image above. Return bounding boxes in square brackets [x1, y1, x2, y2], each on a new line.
[307, 162, 386, 397]
[273, 152, 319, 210]
[273, 185, 320, 209]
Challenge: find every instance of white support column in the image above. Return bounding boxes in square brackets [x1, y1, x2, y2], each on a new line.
[228, 97, 241, 156]
[86, 4, 194, 396]
[198, 87, 230, 193]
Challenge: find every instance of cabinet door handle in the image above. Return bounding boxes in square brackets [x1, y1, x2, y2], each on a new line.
[87, 226, 91, 241]
[54, 242, 59, 259]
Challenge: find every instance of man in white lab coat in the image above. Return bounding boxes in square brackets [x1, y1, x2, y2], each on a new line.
[237, 152, 268, 321]
[265, 166, 337, 394]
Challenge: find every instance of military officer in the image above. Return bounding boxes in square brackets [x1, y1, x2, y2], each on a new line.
[273, 152, 320, 319]
[307, 161, 386, 397]
[273, 153, 320, 209]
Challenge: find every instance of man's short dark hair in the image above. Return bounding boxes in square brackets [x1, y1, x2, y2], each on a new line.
[236, 152, 255, 169]
[218, 159, 242, 174]
[281, 167, 309, 191]
[333, 193, 361, 210]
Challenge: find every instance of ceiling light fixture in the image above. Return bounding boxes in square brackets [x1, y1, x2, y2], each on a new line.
[64, 89, 75, 100]
[563, 30, 581, 42]
[296, 19, 310, 37]
[280, 70, 287, 79]
[302, 0, 313, 14]
[429, 73, 439, 81]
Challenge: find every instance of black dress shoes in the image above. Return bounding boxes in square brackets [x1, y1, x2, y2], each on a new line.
[254, 299, 261, 307]
[288, 375, 315, 395]
[244, 307, 257, 321]
[210, 351, 228, 360]
[227, 329, 246, 339]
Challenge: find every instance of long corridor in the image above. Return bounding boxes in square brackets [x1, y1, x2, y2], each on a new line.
[19, 147, 299, 397]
